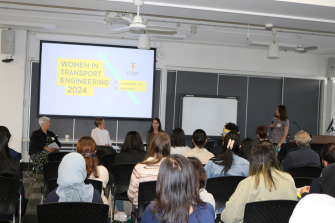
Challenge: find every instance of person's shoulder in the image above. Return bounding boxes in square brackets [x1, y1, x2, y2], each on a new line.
[97, 165, 108, 173]
[47, 130, 56, 136]
[44, 189, 59, 203]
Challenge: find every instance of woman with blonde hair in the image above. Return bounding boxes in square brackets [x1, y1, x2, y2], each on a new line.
[221, 140, 297, 223]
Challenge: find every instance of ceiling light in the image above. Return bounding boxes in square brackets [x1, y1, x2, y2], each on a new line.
[275, 0, 335, 7]
[190, 25, 197, 34]
[267, 29, 280, 59]
[138, 33, 151, 49]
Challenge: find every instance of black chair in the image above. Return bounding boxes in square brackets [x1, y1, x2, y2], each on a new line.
[111, 164, 136, 221]
[136, 180, 157, 222]
[43, 162, 61, 195]
[293, 177, 315, 188]
[84, 179, 103, 195]
[0, 176, 22, 223]
[287, 166, 323, 178]
[96, 146, 116, 166]
[205, 140, 216, 153]
[37, 202, 109, 223]
[48, 152, 70, 162]
[45, 178, 58, 196]
[244, 200, 298, 223]
[102, 153, 117, 186]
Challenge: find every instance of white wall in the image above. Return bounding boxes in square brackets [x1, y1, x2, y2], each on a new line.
[0, 29, 27, 152]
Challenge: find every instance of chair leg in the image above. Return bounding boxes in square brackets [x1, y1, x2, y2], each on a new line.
[19, 192, 22, 223]
[112, 197, 116, 221]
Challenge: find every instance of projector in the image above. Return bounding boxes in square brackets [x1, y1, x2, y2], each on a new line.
[2, 58, 13, 63]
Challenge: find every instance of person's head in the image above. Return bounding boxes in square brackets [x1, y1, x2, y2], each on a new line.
[76, 136, 99, 178]
[238, 138, 255, 161]
[94, 117, 105, 129]
[149, 118, 162, 132]
[188, 157, 207, 189]
[225, 123, 239, 133]
[0, 132, 16, 177]
[321, 143, 335, 167]
[142, 132, 170, 165]
[150, 155, 205, 223]
[170, 128, 186, 148]
[249, 141, 281, 191]
[294, 131, 311, 146]
[214, 131, 240, 174]
[256, 125, 269, 140]
[0, 126, 11, 142]
[192, 129, 207, 148]
[120, 131, 144, 153]
[275, 105, 288, 121]
[0, 132, 10, 159]
[321, 163, 335, 198]
[39, 116, 50, 130]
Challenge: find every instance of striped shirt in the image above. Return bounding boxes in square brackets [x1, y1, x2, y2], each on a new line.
[127, 157, 165, 207]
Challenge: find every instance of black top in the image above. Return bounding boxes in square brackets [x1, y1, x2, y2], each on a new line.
[301, 177, 321, 198]
[44, 188, 103, 204]
[29, 128, 61, 155]
[113, 150, 147, 166]
[282, 145, 320, 172]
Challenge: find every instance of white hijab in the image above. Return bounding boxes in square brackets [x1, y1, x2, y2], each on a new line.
[56, 152, 94, 202]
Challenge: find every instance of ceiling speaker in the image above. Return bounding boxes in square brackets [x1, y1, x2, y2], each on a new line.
[157, 50, 166, 59]
[1, 30, 15, 54]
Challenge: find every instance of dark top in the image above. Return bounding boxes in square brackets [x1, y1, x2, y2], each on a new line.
[142, 202, 215, 223]
[211, 144, 223, 157]
[282, 145, 320, 172]
[29, 128, 61, 155]
[301, 177, 321, 198]
[113, 150, 147, 166]
[9, 148, 21, 161]
[44, 188, 103, 203]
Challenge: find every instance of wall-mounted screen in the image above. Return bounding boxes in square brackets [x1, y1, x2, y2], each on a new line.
[38, 41, 156, 119]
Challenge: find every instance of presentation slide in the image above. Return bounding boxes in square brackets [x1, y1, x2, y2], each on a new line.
[39, 41, 155, 119]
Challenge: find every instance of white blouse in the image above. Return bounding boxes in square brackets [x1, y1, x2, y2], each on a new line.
[91, 127, 112, 146]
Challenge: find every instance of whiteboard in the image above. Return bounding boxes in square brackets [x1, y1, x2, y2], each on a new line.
[181, 97, 238, 136]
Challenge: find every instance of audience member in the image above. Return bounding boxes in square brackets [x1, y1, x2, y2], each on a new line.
[183, 129, 214, 164]
[238, 138, 255, 161]
[142, 155, 215, 223]
[188, 157, 215, 211]
[0, 126, 21, 160]
[29, 116, 61, 171]
[301, 143, 335, 197]
[146, 118, 163, 145]
[282, 130, 320, 172]
[270, 105, 289, 152]
[112, 131, 146, 221]
[76, 136, 109, 206]
[170, 128, 191, 155]
[289, 194, 335, 223]
[256, 125, 278, 154]
[320, 163, 335, 198]
[221, 141, 297, 223]
[212, 123, 239, 157]
[91, 117, 112, 146]
[128, 132, 170, 208]
[0, 133, 20, 222]
[205, 131, 249, 214]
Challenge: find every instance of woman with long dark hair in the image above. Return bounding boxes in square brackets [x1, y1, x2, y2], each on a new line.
[238, 138, 255, 161]
[128, 132, 170, 208]
[269, 105, 289, 151]
[142, 155, 215, 223]
[204, 131, 249, 214]
[221, 141, 297, 223]
[170, 128, 191, 155]
[146, 118, 163, 145]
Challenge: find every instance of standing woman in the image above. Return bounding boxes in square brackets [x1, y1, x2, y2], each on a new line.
[270, 105, 289, 152]
[146, 118, 163, 145]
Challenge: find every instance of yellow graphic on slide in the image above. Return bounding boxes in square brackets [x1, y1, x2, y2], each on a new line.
[57, 58, 110, 96]
[120, 80, 147, 92]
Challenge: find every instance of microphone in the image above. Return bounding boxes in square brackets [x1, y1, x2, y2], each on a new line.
[271, 120, 274, 131]
[293, 121, 301, 131]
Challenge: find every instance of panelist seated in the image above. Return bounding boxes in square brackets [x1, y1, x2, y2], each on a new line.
[91, 117, 112, 146]
[29, 116, 61, 171]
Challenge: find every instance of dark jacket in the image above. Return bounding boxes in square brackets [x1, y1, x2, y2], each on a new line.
[301, 177, 321, 198]
[282, 145, 320, 172]
[29, 128, 61, 155]
[113, 150, 147, 166]
[44, 188, 103, 204]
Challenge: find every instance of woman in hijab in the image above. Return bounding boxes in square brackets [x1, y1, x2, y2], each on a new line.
[44, 152, 103, 203]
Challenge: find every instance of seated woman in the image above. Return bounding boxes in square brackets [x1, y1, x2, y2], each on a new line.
[128, 132, 170, 208]
[188, 157, 215, 211]
[146, 118, 164, 145]
[204, 131, 249, 214]
[238, 138, 255, 161]
[0, 133, 20, 222]
[170, 128, 191, 155]
[91, 117, 112, 146]
[221, 141, 297, 223]
[29, 116, 61, 171]
[113, 131, 147, 221]
[76, 136, 109, 206]
[142, 155, 215, 223]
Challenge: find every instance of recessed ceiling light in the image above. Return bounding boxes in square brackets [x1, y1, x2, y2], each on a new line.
[276, 0, 335, 7]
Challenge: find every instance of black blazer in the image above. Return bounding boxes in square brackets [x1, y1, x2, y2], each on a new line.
[29, 128, 61, 155]
[282, 145, 320, 172]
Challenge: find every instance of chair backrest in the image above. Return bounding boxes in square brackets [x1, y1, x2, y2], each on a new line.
[111, 164, 136, 194]
[48, 152, 70, 162]
[137, 181, 157, 222]
[37, 202, 109, 223]
[206, 176, 246, 210]
[205, 140, 216, 152]
[244, 200, 298, 223]
[84, 179, 103, 195]
[43, 162, 61, 194]
[102, 153, 117, 186]
[293, 177, 315, 188]
[0, 176, 16, 215]
[287, 166, 323, 178]
[96, 146, 116, 165]
[46, 178, 58, 196]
